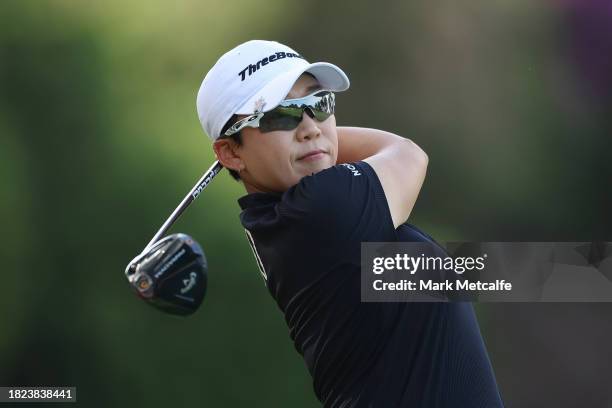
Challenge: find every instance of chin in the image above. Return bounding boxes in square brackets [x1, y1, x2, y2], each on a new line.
[310, 161, 334, 174]
[294, 156, 335, 179]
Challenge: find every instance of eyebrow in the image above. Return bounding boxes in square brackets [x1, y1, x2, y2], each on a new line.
[286, 82, 322, 100]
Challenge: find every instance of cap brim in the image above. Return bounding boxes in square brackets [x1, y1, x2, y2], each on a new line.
[235, 62, 350, 115]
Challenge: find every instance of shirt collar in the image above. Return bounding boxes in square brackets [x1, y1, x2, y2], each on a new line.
[238, 191, 283, 210]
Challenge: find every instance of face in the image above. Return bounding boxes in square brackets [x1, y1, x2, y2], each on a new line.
[214, 74, 338, 194]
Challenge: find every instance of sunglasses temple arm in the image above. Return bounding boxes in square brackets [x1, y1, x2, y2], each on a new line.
[142, 160, 224, 254]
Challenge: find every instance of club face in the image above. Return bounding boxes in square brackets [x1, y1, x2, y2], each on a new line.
[125, 233, 207, 316]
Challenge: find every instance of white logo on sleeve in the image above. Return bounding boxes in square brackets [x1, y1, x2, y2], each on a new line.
[340, 163, 361, 176]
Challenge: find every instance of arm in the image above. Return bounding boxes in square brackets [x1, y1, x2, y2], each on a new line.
[336, 126, 428, 228]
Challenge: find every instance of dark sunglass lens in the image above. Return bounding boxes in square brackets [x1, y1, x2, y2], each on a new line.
[312, 110, 332, 122]
[260, 108, 302, 132]
[311, 94, 334, 121]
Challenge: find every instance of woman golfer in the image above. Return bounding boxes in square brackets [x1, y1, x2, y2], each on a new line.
[196, 40, 504, 408]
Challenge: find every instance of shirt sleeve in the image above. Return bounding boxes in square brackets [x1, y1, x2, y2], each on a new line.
[279, 161, 398, 255]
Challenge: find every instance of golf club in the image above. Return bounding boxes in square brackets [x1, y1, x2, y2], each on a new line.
[124, 160, 223, 315]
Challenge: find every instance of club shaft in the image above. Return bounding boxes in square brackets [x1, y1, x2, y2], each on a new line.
[142, 160, 223, 253]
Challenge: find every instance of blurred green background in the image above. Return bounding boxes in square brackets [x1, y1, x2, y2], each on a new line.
[1, 0, 611, 406]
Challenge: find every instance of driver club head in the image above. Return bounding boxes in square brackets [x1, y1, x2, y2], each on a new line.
[125, 233, 207, 316]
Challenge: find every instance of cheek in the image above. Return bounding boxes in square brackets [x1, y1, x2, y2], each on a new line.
[242, 133, 295, 177]
[323, 120, 339, 161]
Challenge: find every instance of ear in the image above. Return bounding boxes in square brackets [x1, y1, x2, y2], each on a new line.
[213, 139, 244, 172]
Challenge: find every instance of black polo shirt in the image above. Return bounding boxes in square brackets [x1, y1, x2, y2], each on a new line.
[238, 161, 504, 408]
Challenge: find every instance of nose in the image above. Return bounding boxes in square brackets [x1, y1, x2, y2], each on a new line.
[295, 110, 321, 142]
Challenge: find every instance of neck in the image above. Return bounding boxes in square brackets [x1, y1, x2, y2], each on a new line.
[243, 179, 286, 195]
[243, 179, 274, 195]
[244, 182, 260, 194]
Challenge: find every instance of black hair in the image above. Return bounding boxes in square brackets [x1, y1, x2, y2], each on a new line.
[220, 115, 242, 181]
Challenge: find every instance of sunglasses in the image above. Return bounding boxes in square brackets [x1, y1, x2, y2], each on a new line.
[224, 90, 335, 136]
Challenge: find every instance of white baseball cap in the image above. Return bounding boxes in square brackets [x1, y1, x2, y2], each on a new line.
[196, 40, 350, 141]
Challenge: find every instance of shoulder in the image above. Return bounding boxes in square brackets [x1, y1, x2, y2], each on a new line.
[282, 162, 378, 211]
[242, 162, 396, 255]
[278, 161, 392, 233]
[294, 161, 377, 193]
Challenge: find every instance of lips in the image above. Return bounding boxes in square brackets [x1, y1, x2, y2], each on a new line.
[298, 149, 326, 160]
